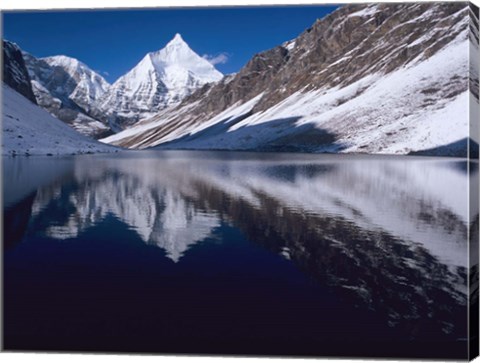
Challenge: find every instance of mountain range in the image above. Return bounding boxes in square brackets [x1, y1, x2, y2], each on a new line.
[2, 40, 116, 155]
[14, 33, 223, 138]
[2, 2, 479, 156]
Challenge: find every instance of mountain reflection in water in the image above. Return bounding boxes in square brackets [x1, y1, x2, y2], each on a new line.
[3, 151, 476, 359]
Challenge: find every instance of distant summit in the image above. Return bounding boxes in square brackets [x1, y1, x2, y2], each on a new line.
[98, 33, 224, 129]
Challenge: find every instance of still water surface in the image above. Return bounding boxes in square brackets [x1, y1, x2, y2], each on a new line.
[3, 151, 476, 358]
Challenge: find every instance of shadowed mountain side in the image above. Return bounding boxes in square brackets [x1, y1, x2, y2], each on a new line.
[157, 110, 256, 146]
[26, 57, 90, 115]
[2, 85, 118, 156]
[154, 117, 346, 153]
[409, 138, 477, 158]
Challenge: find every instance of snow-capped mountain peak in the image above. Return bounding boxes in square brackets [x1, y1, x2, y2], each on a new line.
[99, 34, 223, 129]
[149, 34, 223, 88]
[167, 32, 186, 46]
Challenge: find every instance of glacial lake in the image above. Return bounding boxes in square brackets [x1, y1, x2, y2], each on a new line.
[3, 151, 477, 359]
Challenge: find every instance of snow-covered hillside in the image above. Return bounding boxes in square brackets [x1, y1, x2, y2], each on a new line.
[99, 33, 223, 129]
[23, 52, 112, 138]
[24, 151, 470, 268]
[101, 3, 476, 157]
[2, 85, 117, 155]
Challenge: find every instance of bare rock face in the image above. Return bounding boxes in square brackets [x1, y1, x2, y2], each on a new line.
[2, 40, 37, 104]
[187, 3, 468, 116]
[103, 2, 472, 156]
[186, 45, 290, 115]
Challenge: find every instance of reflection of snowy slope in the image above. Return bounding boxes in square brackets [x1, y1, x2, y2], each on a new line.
[181, 156, 470, 268]
[11, 152, 470, 338]
[27, 153, 470, 269]
[31, 158, 220, 262]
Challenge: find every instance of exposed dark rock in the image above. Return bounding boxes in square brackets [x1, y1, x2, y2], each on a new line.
[2, 40, 37, 104]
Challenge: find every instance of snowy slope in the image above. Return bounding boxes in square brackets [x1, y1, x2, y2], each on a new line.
[23, 150, 469, 268]
[99, 34, 223, 129]
[102, 3, 473, 157]
[23, 52, 112, 138]
[2, 85, 118, 155]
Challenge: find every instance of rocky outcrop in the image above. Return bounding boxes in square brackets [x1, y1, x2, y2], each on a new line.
[2, 40, 37, 104]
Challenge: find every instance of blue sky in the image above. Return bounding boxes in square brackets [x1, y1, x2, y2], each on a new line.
[3, 5, 338, 83]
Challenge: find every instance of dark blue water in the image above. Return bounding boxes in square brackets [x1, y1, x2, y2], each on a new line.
[3, 151, 475, 358]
